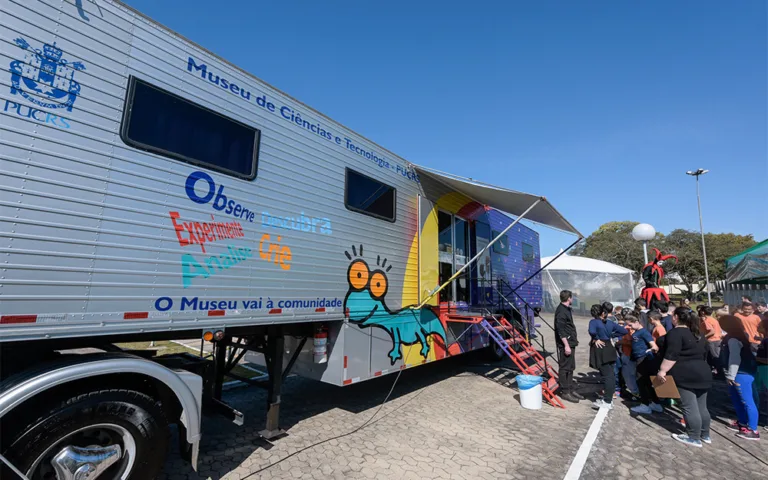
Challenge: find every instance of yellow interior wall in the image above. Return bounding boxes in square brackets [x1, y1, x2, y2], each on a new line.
[398, 191, 473, 363]
[401, 192, 473, 308]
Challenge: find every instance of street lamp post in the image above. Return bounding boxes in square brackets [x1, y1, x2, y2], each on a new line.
[632, 223, 656, 265]
[686, 169, 712, 307]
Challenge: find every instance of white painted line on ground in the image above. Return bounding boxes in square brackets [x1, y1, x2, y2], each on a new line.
[239, 363, 266, 374]
[170, 340, 275, 384]
[171, 340, 208, 353]
[563, 407, 610, 480]
[223, 380, 248, 390]
[239, 360, 297, 379]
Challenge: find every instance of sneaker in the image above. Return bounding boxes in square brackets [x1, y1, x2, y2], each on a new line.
[592, 399, 613, 410]
[671, 433, 702, 448]
[679, 418, 686, 427]
[631, 404, 653, 415]
[736, 428, 760, 441]
[629, 392, 641, 402]
[649, 402, 663, 413]
[726, 420, 744, 432]
[701, 436, 712, 444]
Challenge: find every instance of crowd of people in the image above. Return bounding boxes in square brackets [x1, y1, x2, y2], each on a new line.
[553, 290, 768, 448]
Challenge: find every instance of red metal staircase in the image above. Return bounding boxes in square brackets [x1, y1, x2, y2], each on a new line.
[478, 316, 564, 408]
[438, 303, 564, 408]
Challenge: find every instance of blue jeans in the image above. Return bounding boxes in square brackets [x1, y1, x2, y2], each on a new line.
[728, 372, 758, 431]
[614, 353, 622, 392]
[621, 354, 639, 394]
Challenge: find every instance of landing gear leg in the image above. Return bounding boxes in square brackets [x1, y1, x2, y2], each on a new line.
[212, 334, 228, 401]
[260, 325, 285, 440]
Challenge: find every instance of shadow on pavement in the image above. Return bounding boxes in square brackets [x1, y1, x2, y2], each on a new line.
[615, 374, 768, 468]
[164, 349, 530, 479]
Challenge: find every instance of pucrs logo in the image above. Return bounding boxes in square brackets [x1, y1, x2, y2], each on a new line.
[2, 101, 71, 129]
[9, 38, 85, 112]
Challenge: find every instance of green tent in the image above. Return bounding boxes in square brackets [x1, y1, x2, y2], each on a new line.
[726, 239, 768, 285]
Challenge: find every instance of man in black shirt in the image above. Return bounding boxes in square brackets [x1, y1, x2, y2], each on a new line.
[554, 290, 582, 403]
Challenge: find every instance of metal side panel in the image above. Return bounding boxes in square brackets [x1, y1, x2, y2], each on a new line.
[0, 0, 424, 342]
[341, 322, 371, 385]
[276, 321, 344, 385]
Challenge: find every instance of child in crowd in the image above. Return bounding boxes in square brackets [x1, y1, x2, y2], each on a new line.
[618, 318, 637, 398]
[631, 311, 666, 415]
[589, 304, 628, 410]
[602, 302, 623, 398]
[699, 306, 723, 376]
[622, 316, 651, 401]
[649, 311, 667, 340]
[627, 316, 659, 414]
[735, 302, 762, 348]
[659, 302, 674, 332]
[719, 315, 760, 441]
[756, 318, 768, 431]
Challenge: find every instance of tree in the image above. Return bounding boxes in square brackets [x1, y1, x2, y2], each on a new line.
[661, 229, 705, 299]
[703, 233, 758, 282]
[573, 221, 664, 273]
[661, 229, 756, 299]
[574, 223, 757, 300]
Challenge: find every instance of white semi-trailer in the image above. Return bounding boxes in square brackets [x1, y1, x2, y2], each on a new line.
[0, 1, 580, 478]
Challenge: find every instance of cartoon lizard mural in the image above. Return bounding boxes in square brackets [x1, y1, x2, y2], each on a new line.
[343, 246, 448, 365]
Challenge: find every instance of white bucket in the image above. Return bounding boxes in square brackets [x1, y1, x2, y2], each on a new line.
[520, 383, 543, 410]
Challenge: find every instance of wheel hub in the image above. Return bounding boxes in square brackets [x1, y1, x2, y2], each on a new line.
[51, 445, 122, 480]
[26, 423, 137, 480]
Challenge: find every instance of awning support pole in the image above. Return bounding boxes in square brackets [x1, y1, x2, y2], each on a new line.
[415, 198, 543, 310]
[507, 237, 582, 296]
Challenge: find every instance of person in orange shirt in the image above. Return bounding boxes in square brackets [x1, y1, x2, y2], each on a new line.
[649, 311, 667, 340]
[735, 302, 762, 347]
[699, 306, 723, 375]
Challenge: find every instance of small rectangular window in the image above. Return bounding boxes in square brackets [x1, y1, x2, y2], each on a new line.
[344, 168, 396, 222]
[522, 242, 535, 262]
[121, 76, 260, 180]
[491, 230, 509, 256]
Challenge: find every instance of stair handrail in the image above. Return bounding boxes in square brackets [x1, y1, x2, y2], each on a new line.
[487, 281, 552, 375]
[479, 316, 564, 408]
[497, 277, 557, 334]
[488, 281, 546, 348]
[479, 318, 528, 372]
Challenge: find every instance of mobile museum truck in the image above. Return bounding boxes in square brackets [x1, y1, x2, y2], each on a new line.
[0, 0, 581, 478]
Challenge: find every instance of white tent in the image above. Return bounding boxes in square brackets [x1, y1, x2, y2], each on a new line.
[540, 254, 637, 315]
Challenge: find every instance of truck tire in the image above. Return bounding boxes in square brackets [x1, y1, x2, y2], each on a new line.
[2, 389, 169, 480]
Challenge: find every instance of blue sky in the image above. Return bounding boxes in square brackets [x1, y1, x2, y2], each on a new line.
[125, 0, 766, 256]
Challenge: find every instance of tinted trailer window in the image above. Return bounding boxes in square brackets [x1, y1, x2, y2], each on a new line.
[344, 168, 396, 222]
[121, 76, 260, 179]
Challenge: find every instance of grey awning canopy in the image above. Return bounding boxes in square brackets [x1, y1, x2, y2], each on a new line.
[414, 165, 582, 237]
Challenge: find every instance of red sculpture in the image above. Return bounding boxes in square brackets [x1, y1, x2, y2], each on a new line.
[641, 248, 678, 308]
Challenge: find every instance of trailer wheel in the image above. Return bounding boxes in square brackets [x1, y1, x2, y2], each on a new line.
[2, 389, 169, 480]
